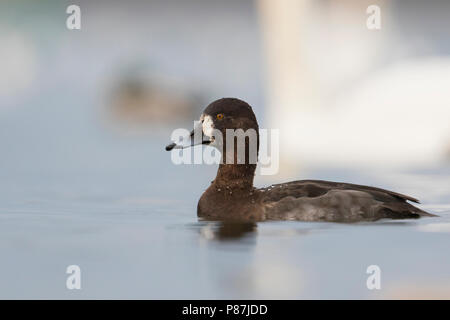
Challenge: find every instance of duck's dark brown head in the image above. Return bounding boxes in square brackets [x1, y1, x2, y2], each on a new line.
[166, 98, 259, 189]
[202, 98, 258, 134]
[166, 98, 259, 157]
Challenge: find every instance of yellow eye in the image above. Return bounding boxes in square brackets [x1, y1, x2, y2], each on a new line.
[216, 113, 224, 120]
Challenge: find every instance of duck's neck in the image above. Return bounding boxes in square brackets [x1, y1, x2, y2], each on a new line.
[212, 125, 259, 191]
[214, 163, 256, 190]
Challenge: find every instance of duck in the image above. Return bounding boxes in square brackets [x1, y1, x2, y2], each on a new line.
[165, 98, 435, 222]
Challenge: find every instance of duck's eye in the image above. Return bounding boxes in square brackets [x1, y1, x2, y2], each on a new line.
[216, 113, 224, 120]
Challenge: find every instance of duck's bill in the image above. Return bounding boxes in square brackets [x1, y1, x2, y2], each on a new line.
[165, 122, 213, 151]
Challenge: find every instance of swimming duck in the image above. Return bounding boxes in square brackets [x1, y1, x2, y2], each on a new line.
[166, 98, 434, 222]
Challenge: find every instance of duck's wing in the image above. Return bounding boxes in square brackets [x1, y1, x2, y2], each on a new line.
[259, 180, 435, 222]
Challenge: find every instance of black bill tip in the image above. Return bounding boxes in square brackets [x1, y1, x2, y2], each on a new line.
[165, 143, 176, 151]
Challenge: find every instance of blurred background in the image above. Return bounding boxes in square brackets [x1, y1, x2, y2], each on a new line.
[0, 0, 449, 299]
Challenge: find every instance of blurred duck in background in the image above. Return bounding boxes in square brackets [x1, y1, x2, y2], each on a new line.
[107, 64, 201, 127]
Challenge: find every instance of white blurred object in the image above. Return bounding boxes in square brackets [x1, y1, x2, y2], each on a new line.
[0, 31, 37, 103]
[288, 57, 450, 168]
[258, 0, 450, 169]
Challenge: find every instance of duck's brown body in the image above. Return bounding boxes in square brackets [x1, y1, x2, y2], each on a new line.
[168, 97, 435, 222]
[198, 179, 434, 222]
[198, 184, 263, 220]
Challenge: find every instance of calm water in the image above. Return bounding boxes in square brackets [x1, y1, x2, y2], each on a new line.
[0, 106, 449, 299]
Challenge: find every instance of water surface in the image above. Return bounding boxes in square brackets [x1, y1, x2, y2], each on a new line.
[1, 120, 449, 299]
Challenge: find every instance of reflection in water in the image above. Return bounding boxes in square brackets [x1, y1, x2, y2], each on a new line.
[385, 282, 450, 299]
[198, 220, 258, 241]
[418, 222, 450, 233]
[225, 260, 305, 299]
[194, 220, 306, 299]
